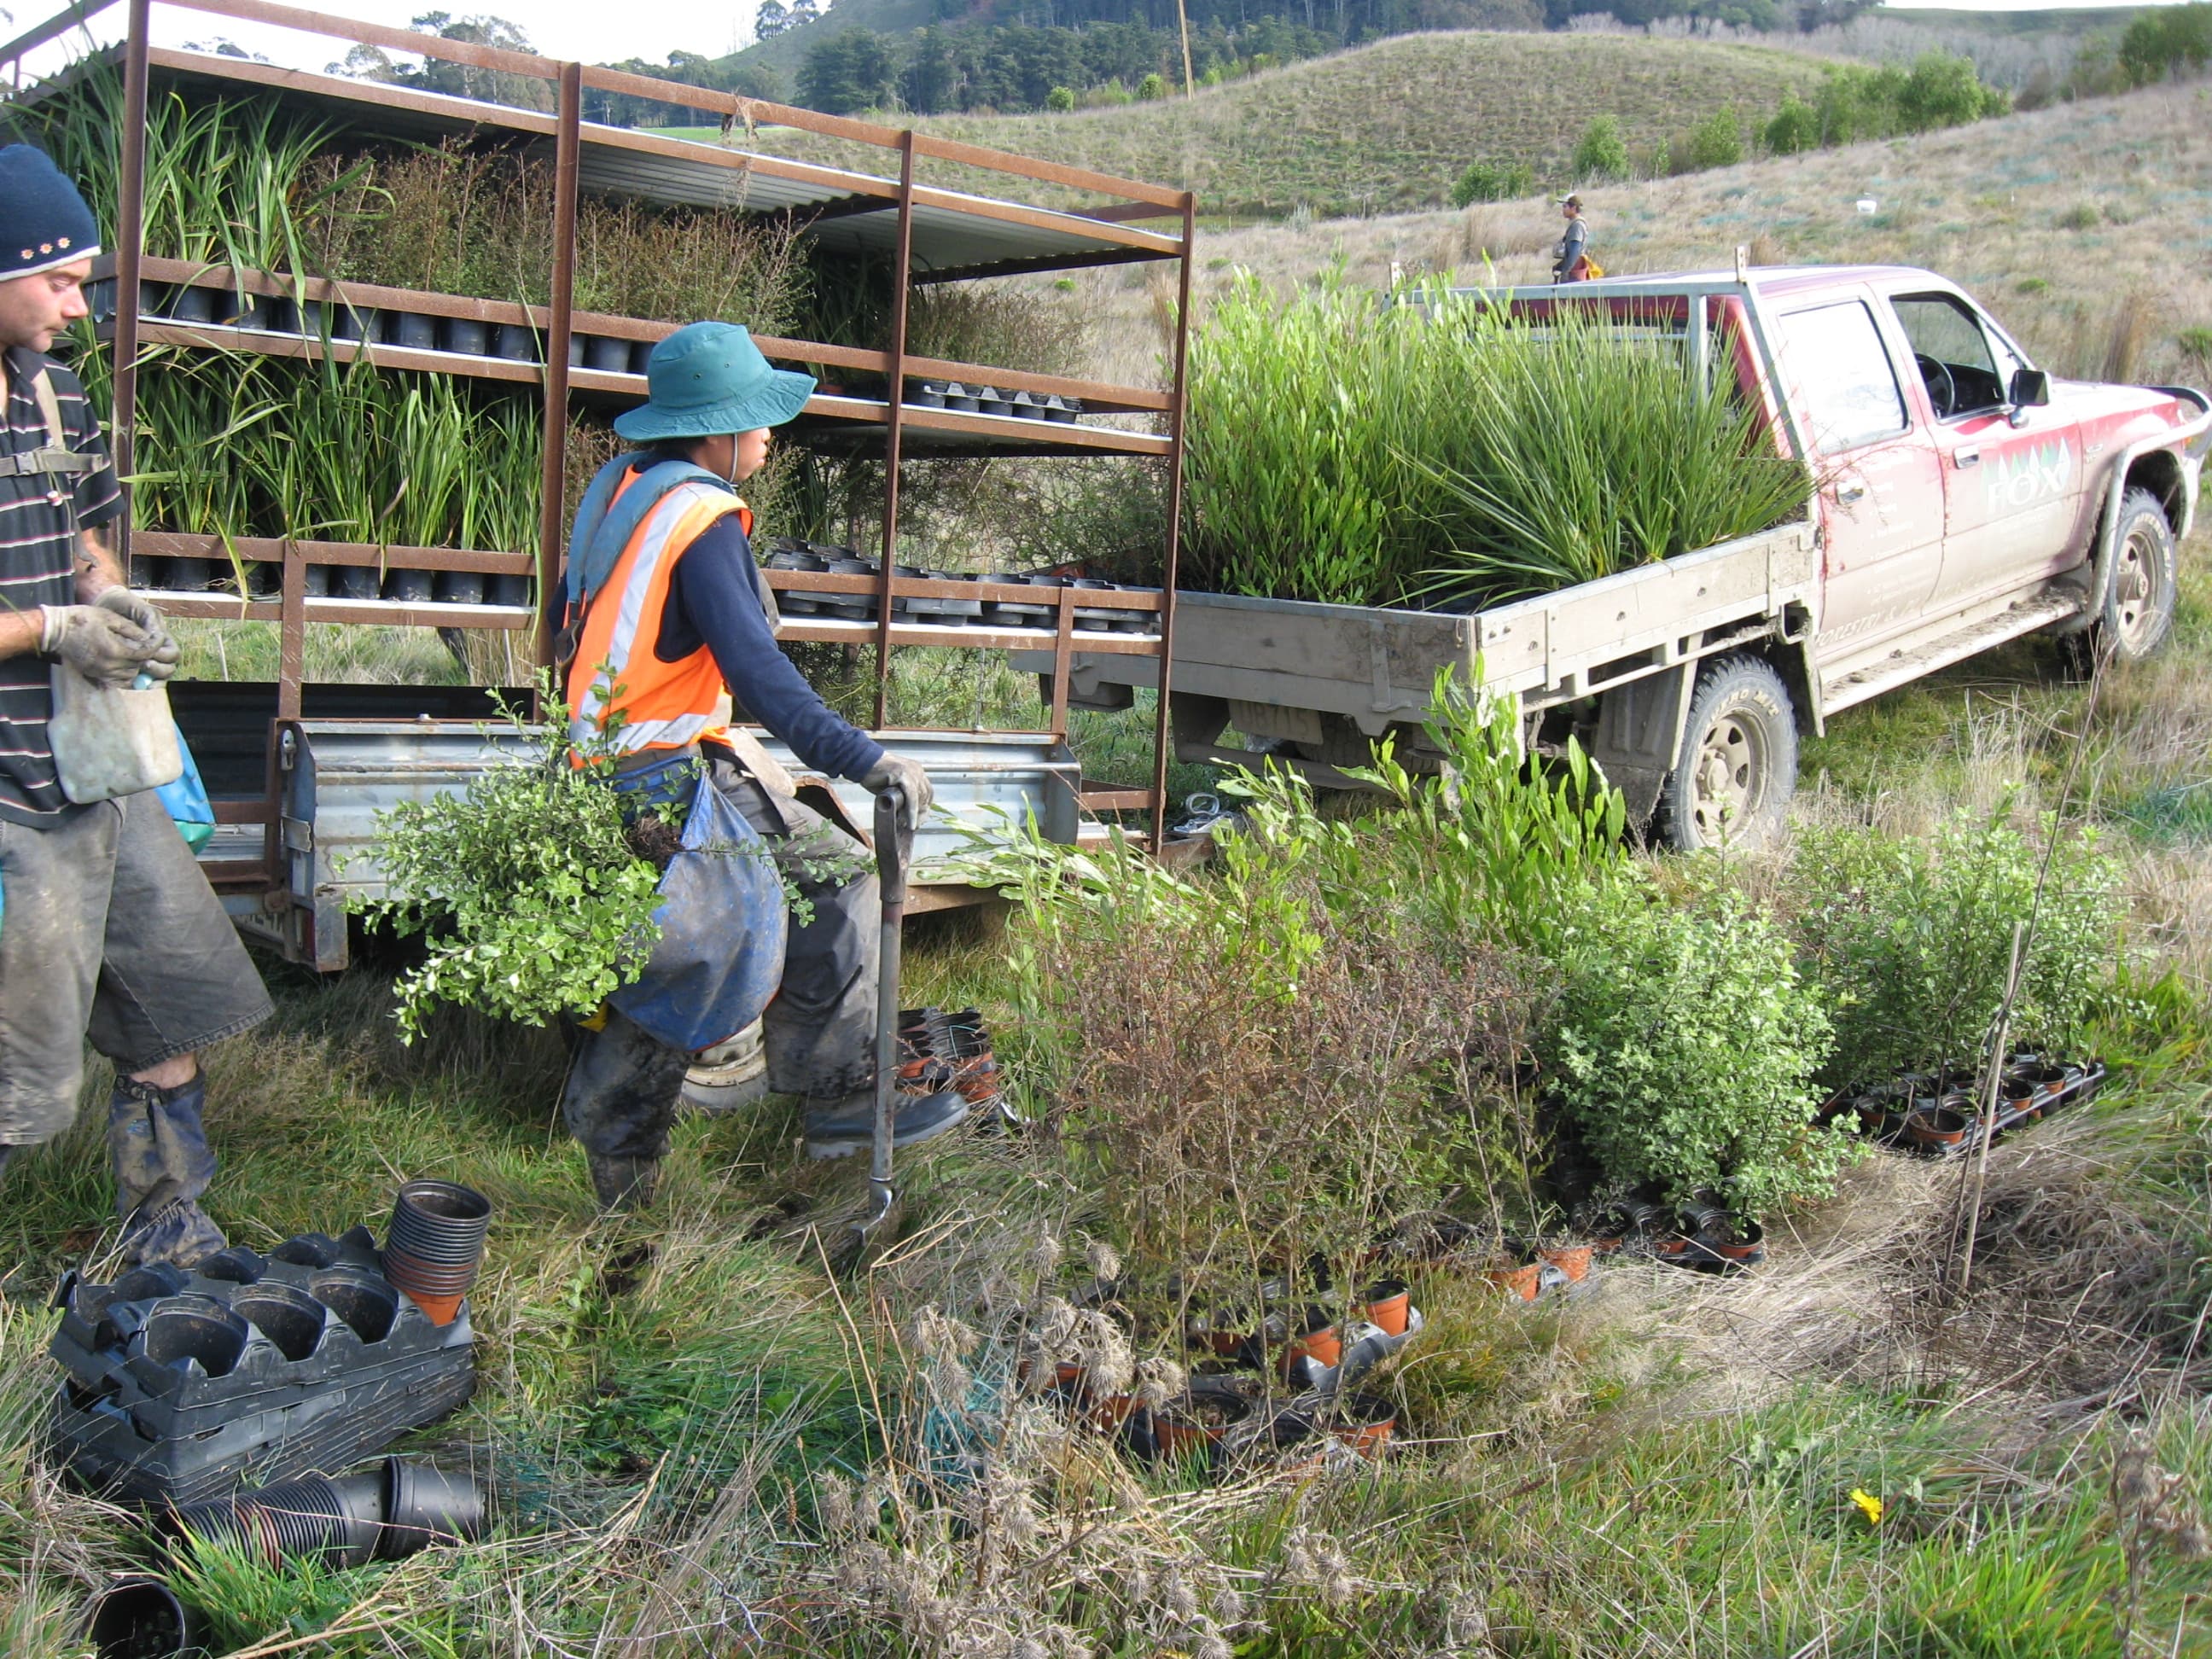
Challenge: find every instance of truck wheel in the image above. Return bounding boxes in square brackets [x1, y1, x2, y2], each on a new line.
[1656, 655, 1798, 852]
[2098, 488, 2177, 662]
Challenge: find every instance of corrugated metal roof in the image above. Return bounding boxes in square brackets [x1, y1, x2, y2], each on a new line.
[141, 48, 1179, 278]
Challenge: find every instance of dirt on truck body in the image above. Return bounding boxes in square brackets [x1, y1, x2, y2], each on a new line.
[1033, 265, 2211, 847]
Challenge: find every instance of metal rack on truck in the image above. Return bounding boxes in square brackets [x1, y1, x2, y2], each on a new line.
[1, 0, 1195, 967]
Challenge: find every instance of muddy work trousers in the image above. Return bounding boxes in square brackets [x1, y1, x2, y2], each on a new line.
[562, 761, 880, 1166]
[0, 789, 272, 1218]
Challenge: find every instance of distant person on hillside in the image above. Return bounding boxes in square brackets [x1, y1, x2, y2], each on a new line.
[1552, 193, 1592, 283]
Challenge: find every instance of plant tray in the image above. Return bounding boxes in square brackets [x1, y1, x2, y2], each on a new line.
[46, 1225, 475, 1505]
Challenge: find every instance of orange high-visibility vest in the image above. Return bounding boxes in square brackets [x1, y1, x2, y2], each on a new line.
[565, 466, 755, 757]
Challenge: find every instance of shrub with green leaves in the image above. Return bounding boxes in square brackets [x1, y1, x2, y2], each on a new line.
[1181, 276, 1809, 608]
[350, 694, 667, 1042]
[1764, 92, 1819, 156]
[1451, 157, 1534, 208]
[1785, 806, 2127, 1087]
[1546, 880, 1848, 1212]
[1685, 108, 1744, 172]
[1572, 114, 1630, 182]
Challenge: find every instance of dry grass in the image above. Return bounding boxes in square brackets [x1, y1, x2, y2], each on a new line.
[1058, 79, 2212, 391]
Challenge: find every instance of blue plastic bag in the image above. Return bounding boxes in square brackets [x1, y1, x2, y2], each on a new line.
[606, 765, 789, 1053]
[157, 727, 216, 853]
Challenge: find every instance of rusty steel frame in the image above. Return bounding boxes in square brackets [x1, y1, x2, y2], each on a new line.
[20, 0, 1197, 858]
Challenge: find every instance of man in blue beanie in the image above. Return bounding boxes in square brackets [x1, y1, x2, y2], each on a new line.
[0, 144, 272, 1267]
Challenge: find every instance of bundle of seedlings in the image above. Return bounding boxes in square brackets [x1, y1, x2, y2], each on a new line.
[23, 68, 811, 333]
[346, 689, 674, 1042]
[1181, 275, 1807, 608]
[76, 346, 544, 556]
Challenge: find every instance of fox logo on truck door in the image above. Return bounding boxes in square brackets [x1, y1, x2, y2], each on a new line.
[1984, 439, 2073, 514]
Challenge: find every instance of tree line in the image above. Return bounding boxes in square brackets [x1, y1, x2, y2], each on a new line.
[797, 16, 1332, 116]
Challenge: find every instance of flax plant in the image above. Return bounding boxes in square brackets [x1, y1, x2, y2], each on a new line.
[1182, 275, 1810, 610]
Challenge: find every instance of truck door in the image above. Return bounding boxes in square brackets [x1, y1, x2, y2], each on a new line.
[1887, 290, 2079, 608]
[1769, 296, 1947, 658]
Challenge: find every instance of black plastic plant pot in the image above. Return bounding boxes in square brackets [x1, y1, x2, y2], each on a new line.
[81, 1574, 202, 1659]
[329, 305, 378, 342]
[489, 573, 534, 609]
[303, 563, 333, 597]
[442, 317, 490, 356]
[629, 340, 658, 375]
[381, 1246, 478, 1291]
[382, 568, 436, 604]
[388, 1180, 492, 1265]
[1048, 396, 1081, 423]
[128, 555, 162, 588]
[165, 1473, 375, 1570]
[383, 311, 439, 351]
[193, 1246, 265, 1285]
[164, 557, 216, 593]
[259, 297, 295, 335]
[434, 570, 487, 605]
[585, 336, 633, 373]
[381, 1458, 486, 1557]
[909, 379, 948, 407]
[335, 564, 381, 601]
[165, 285, 214, 324]
[295, 299, 328, 338]
[493, 323, 538, 361]
[568, 335, 586, 367]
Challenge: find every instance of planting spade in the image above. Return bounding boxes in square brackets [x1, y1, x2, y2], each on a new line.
[818, 786, 911, 1275]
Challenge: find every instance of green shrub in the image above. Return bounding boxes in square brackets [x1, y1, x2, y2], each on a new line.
[1450, 157, 1534, 208]
[1180, 276, 1808, 608]
[1137, 71, 1167, 101]
[1546, 880, 1846, 1212]
[1353, 667, 1626, 950]
[1764, 93, 1819, 156]
[1685, 108, 1743, 172]
[1572, 114, 1630, 183]
[349, 687, 670, 1042]
[1785, 807, 2128, 1087]
[2057, 202, 2101, 232]
[1044, 84, 1075, 111]
[2120, 1, 2212, 85]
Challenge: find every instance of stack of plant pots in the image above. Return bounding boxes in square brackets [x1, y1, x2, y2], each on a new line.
[160, 1455, 485, 1568]
[47, 1225, 476, 1505]
[381, 1179, 492, 1326]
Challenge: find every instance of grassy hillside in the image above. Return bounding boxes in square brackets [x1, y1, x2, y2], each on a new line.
[1071, 79, 2212, 390]
[745, 30, 1832, 216]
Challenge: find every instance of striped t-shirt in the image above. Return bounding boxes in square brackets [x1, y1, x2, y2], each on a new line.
[0, 346, 124, 829]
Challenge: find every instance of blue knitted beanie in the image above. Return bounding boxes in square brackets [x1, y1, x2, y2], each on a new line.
[0, 145, 100, 281]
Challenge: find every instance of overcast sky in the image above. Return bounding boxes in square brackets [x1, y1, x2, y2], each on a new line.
[19, 2, 769, 80]
[13, 0, 2189, 82]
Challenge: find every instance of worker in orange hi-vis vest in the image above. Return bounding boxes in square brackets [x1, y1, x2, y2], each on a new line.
[556, 323, 965, 1211]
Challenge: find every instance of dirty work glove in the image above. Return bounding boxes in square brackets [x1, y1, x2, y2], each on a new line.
[94, 587, 181, 682]
[39, 602, 160, 688]
[862, 753, 934, 832]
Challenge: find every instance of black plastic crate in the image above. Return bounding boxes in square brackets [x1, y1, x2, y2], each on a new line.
[47, 1225, 476, 1505]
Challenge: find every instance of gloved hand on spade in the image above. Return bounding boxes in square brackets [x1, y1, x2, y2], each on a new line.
[862, 752, 934, 832]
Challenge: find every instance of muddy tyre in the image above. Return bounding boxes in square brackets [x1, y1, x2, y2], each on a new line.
[1656, 655, 1797, 852]
[2098, 487, 2178, 663]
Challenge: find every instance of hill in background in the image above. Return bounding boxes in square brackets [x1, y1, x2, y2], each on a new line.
[743, 30, 1830, 217]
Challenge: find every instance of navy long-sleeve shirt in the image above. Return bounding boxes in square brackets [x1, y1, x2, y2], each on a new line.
[655, 510, 887, 783]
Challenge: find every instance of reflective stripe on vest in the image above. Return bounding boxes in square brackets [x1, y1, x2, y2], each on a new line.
[566, 472, 751, 757]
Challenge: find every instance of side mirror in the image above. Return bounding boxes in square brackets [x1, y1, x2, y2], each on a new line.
[2009, 367, 2051, 408]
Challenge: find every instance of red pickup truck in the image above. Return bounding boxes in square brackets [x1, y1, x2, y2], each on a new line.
[1037, 265, 2212, 847]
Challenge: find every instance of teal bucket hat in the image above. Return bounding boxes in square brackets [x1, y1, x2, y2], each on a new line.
[611, 321, 816, 442]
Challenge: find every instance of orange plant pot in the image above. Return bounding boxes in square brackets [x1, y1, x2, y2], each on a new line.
[403, 1289, 463, 1327]
[1485, 1262, 1542, 1301]
[1538, 1244, 1592, 1283]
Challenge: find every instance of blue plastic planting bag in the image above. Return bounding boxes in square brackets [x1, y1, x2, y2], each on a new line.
[606, 762, 789, 1053]
[157, 728, 216, 853]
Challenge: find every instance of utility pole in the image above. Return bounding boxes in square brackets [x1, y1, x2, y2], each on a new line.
[1177, 0, 1194, 96]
